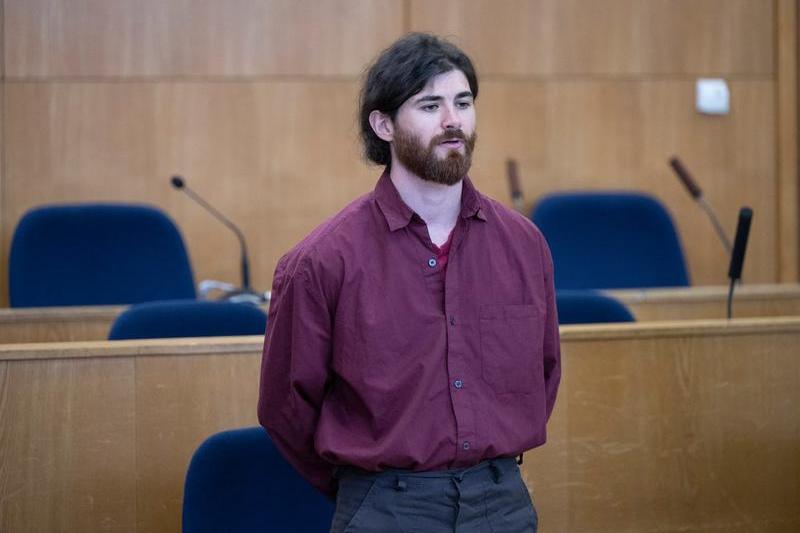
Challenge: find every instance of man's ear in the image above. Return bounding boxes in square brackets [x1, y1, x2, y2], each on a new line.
[369, 110, 394, 142]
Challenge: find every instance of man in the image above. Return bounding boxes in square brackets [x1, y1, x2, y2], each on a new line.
[258, 33, 560, 532]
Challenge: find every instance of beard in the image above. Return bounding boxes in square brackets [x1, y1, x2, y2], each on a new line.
[392, 126, 477, 186]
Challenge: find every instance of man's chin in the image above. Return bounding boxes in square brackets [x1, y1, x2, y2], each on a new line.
[435, 146, 466, 159]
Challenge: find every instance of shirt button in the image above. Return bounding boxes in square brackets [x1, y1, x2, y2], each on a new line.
[428, 258, 437, 268]
[454, 379, 463, 389]
[462, 441, 471, 450]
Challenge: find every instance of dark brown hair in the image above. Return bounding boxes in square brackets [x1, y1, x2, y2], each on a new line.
[359, 33, 479, 166]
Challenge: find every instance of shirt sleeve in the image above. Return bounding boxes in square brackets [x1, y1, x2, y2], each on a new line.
[257, 257, 336, 498]
[540, 235, 562, 422]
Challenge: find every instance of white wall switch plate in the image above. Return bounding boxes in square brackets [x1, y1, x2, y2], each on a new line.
[696, 78, 730, 115]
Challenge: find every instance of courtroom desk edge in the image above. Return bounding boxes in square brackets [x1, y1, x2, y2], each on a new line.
[605, 283, 800, 304]
[3, 318, 800, 361]
[560, 316, 800, 341]
[0, 304, 128, 322]
[0, 335, 266, 361]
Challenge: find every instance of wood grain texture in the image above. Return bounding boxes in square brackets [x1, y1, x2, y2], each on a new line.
[1, 319, 799, 532]
[523, 319, 800, 532]
[473, 79, 776, 285]
[777, 0, 799, 281]
[409, 0, 774, 76]
[606, 283, 800, 321]
[0, 305, 125, 343]
[1, 285, 799, 345]
[2, 77, 778, 309]
[4, 0, 404, 77]
[135, 353, 260, 532]
[0, 357, 137, 533]
[2, 81, 378, 305]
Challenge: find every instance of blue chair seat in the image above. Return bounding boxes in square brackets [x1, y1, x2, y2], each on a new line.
[182, 427, 334, 533]
[532, 192, 690, 290]
[108, 300, 266, 340]
[9, 203, 196, 307]
[556, 290, 635, 324]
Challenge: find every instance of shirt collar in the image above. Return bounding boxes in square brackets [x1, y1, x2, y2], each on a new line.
[374, 170, 487, 232]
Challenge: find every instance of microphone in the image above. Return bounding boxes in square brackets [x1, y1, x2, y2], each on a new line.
[506, 159, 525, 213]
[668, 156, 732, 253]
[726, 207, 753, 319]
[170, 175, 254, 294]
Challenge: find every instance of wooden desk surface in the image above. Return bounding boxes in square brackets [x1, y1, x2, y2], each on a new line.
[1, 318, 798, 532]
[606, 283, 800, 320]
[0, 304, 126, 343]
[1, 284, 799, 344]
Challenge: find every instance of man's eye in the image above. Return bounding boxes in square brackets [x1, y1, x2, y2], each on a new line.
[457, 101, 472, 109]
[421, 104, 439, 112]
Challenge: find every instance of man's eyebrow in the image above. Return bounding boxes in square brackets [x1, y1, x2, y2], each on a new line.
[413, 91, 474, 104]
[414, 94, 444, 104]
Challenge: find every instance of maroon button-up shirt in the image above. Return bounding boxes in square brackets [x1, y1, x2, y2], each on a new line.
[258, 171, 561, 497]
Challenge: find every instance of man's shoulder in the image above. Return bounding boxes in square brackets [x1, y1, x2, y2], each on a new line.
[274, 191, 375, 282]
[478, 190, 544, 244]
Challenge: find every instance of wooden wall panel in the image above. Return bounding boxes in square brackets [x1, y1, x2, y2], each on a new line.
[3, 78, 777, 300]
[4, 0, 404, 77]
[1, 0, 795, 305]
[473, 79, 776, 285]
[0, 357, 137, 533]
[410, 0, 774, 76]
[524, 320, 800, 531]
[3, 81, 379, 300]
[135, 353, 260, 532]
[777, 0, 799, 281]
[1, 0, 5, 315]
[1, 319, 799, 532]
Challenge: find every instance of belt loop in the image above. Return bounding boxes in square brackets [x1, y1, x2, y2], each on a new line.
[490, 461, 503, 484]
[395, 477, 407, 491]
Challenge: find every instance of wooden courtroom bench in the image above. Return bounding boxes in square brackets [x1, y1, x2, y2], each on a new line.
[0, 304, 126, 343]
[1, 317, 798, 532]
[1, 283, 799, 344]
[606, 283, 800, 321]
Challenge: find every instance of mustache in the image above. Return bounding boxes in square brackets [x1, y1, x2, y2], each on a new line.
[432, 130, 467, 143]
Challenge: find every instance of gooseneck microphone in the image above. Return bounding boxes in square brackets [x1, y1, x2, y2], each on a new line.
[726, 207, 753, 319]
[506, 159, 525, 213]
[170, 175, 252, 292]
[669, 157, 732, 254]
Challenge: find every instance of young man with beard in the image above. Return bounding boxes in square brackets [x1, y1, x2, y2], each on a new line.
[258, 33, 560, 533]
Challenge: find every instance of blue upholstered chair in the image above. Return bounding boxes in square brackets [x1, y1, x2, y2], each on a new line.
[532, 192, 690, 290]
[9, 203, 196, 307]
[556, 290, 635, 324]
[182, 427, 335, 533]
[108, 299, 267, 340]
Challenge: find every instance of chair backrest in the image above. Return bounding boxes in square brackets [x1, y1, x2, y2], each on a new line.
[9, 203, 196, 307]
[182, 427, 335, 533]
[556, 290, 635, 324]
[108, 299, 267, 340]
[531, 191, 690, 290]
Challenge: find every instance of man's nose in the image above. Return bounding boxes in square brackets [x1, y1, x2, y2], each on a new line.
[442, 104, 461, 130]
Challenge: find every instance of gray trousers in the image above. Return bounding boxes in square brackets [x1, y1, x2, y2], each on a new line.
[329, 457, 537, 533]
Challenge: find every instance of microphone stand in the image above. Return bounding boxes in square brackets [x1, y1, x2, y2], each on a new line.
[669, 157, 732, 254]
[697, 197, 732, 255]
[171, 175, 267, 304]
[506, 159, 525, 214]
[177, 184, 252, 290]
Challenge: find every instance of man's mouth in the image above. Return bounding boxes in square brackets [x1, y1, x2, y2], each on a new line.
[440, 139, 464, 147]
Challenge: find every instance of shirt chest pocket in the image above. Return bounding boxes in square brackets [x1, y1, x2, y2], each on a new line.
[479, 304, 545, 395]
